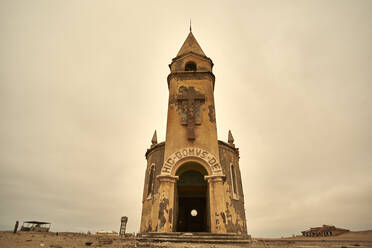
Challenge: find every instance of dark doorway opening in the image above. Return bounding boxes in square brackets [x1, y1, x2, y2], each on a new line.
[175, 163, 208, 232]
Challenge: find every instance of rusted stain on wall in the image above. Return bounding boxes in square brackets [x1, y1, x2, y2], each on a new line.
[168, 208, 173, 223]
[158, 198, 169, 229]
[208, 105, 216, 122]
[220, 211, 226, 224]
[145, 221, 153, 232]
[224, 202, 245, 234]
[169, 94, 177, 106]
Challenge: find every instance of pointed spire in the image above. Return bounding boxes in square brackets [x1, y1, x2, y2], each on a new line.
[189, 19, 192, 32]
[151, 130, 157, 147]
[176, 31, 206, 57]
[228, 130, 235, 147]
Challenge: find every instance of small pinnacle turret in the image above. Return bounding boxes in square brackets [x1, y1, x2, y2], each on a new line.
[228, 130, 235, 147]
[151, 130, 157, 147]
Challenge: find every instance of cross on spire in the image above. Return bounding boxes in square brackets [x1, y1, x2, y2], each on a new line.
[176, 87, 205, 140]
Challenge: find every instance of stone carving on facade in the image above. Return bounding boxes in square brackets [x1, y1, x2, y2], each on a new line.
[176, 86, 205, 140]
[161, 147, 223, 175]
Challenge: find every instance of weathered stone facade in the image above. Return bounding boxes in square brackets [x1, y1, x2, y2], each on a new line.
[140, 31, 247, 235]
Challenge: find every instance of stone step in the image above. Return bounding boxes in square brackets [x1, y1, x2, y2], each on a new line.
[136, 232, 251, 244]
[139, 232, 246, 237]
[138, 234, 248, 240]
[138, 234, 248, 238]
[137, 237, 251, 244]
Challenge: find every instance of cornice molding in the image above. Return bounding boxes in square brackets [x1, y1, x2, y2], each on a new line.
[218, 140, 240, 158]
[171, 51, 214, 66]
[167, 71, 215, 90]
[145, 141, 165, 159]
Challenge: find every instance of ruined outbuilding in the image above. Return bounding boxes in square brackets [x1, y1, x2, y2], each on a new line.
[139, 31, 248, 236]
[302, 225, 350, 237]
[20, 221, 51, 232]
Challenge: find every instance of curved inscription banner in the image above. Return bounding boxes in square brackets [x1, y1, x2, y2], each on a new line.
[161, 147, 222, 174]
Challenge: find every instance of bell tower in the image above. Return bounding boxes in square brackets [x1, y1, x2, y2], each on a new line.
[140, 31, 248, 235]
[164, 31, 219, 171]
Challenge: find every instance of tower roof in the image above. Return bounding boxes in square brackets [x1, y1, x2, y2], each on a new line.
[176, 31, 206, 57]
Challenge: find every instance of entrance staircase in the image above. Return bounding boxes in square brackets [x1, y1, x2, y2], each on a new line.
[136, 232, 251, 244]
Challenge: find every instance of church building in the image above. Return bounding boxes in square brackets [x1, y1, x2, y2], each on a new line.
[139, 30, 247, 235]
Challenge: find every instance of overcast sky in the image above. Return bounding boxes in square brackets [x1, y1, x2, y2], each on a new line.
[1, 0, 371, 238]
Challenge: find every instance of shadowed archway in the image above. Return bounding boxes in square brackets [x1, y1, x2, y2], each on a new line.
[174, 162, 209, 232]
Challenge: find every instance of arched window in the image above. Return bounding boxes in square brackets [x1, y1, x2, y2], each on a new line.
[185, 62, 197, 71]
[147, 164, 155, 198]
[231, 164, 238, 198]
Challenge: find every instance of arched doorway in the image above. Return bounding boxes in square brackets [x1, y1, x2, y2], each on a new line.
[175, 162, 209, 232]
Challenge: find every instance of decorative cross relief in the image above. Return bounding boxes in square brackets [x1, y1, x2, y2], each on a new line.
[176, 86, 205, 140]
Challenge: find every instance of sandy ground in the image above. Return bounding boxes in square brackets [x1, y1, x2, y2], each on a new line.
[1, 231, 372, 248]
